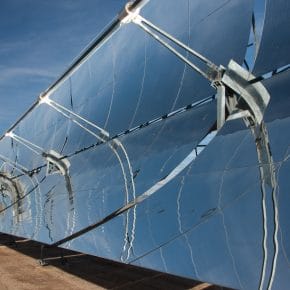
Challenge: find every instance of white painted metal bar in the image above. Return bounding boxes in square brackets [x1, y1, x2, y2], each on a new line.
[136, 15, 218, 70]
[5, 132, 43, 156]
[217, 85, 226, 130]
[133, 18, 211, 81]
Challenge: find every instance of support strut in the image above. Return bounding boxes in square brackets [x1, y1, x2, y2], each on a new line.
[122, 2, 270, 128]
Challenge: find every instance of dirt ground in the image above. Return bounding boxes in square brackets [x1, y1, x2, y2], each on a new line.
[0, 234, 228, 290]
[0, 245, 99, 290]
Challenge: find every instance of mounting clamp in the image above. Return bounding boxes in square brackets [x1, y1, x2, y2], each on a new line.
[220, 60, 270, 126]
[43, 150, 70, 176]
[119, 1, 149, 24]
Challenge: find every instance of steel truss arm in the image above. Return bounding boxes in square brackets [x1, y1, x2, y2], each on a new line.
[122, 2, 270, 128]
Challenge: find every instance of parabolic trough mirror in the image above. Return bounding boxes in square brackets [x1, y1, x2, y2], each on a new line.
[0, 0, 290, 289]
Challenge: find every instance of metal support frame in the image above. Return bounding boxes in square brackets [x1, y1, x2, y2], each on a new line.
[130, 12, 219, 81]
[221, 60, 270, 125]
[39, 244, 67, 266]
[122, 2, 270, 129]
[38, 95, 136, 219]
[5, 132, 71, 177]
[38, 96, 134, 193]
[44, 150, 71, 176]
[4, 132, 74, 213]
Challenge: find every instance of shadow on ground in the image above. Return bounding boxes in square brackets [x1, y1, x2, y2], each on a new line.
[0, 233, 231, 290]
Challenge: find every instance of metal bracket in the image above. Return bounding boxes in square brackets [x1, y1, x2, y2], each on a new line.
[39, 244, 67, 266]
[122, 8, 271, 128]
[221, 60, 270, 125]
[119, 1, 149, 24]
[39, 93, 136, 215]
[227, 110, 251, 122]
[4, 133, 71, 179]
[43, 150, 70, 176]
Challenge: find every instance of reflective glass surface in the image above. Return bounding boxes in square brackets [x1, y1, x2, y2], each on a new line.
[253, 0, 290, 75]
[1, 0, 290, 289]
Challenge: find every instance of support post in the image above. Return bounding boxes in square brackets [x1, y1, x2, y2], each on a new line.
[216, 85, 226, 130]
[39, 244, 49, 266]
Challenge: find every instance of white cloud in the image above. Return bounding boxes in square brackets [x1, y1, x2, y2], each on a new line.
[0, 66, 57, 83]
[0, 41, 31, 54]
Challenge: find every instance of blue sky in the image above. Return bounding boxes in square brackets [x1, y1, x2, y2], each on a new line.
[0, 0, 127, 133]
